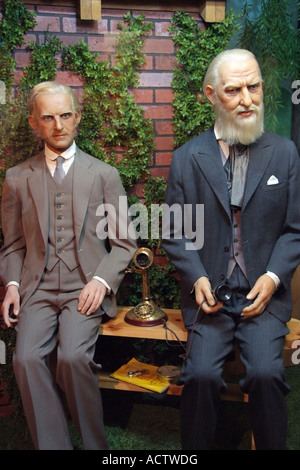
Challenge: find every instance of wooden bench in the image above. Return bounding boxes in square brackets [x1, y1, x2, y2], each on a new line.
[98, 306, 300, 400]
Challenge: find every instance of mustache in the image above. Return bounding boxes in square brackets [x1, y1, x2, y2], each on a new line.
[234, 104, 260, 115]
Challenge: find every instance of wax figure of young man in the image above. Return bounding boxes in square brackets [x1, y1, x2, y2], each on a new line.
[162, 49, 300, 450]
[0, 81, 137, 450]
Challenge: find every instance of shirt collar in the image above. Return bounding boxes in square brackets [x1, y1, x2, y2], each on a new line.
[45, 141, 76, 162]
[214, 124, 230, 159]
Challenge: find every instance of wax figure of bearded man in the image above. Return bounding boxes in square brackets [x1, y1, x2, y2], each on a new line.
[162, 49, 300, 450]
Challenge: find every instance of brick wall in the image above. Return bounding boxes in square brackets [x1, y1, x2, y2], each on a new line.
[3, 3, 205, 185]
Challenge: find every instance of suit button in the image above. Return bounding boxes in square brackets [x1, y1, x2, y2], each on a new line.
[224, 246, 229, 252]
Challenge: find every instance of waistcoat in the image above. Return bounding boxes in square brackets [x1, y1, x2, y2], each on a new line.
[219, 146, 248, 280]
[46, 164, 80, 272]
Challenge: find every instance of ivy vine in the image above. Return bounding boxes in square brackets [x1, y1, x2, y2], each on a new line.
[62, 13, 154, 189]
[0, 0, 36, 96]
[169, 10, 239, 148]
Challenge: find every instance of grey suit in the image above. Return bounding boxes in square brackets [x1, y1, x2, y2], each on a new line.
[162, 127, 300, 449]
[0, 147, 137, 449]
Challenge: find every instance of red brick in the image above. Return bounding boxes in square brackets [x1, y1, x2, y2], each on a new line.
[20, 34, 37, 49]
[15, 52, 31, 68]
[155, 22, 172, 37]
[55, 71, 84, 87]
[155, 152, 173, 166]
[143, 38, 174, 54]
[155, 121, 174, 135]
[154, 136, 174, 151]
[131, 89, 154, 104]
[155, 55, 177, 71]
[144, 105, 173, 120]
[155, 89, 174, 103]
[55, 34, 86, 47]
[63, 17, 108, 34]
[110, 19, 127, 34]
[88, 36, 116, 53]
[37, 5, 76, 15]
[139, 56, 154, 71]
[13, 70, 24, 86]
[150, 167, 170, 179]
[34, 16, 61, 33]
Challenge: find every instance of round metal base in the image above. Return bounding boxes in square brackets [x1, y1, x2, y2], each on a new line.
[124, 300, 167, 327]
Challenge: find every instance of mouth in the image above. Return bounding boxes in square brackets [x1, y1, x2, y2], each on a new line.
[238, 110, 254, 118]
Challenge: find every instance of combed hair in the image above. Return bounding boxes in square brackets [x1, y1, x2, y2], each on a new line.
[28, 81, 80, 115]
[203, 49, 261, 94]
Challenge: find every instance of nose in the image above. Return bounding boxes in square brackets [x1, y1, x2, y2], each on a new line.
[54, 116, 63, 130]
[240, 87, 252, 108]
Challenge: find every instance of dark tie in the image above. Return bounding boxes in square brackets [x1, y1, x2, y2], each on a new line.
[54, 156, 65, 185]
[227, 144, 249, 209]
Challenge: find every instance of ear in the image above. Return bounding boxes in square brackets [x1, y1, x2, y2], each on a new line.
[28, 114, 38, 131]
[75, 110, 81, 126]
[205, 85, 216, 106]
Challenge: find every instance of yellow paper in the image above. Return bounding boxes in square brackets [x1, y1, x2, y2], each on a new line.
[110, 358, 170, 393]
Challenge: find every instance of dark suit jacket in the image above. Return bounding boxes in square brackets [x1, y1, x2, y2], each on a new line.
[162, 127, 300, 326]
[0, 147, 137, 317]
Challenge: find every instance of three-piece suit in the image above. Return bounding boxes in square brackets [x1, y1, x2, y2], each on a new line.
[0, 147, 137, 449]
[162, 127, 300, 449]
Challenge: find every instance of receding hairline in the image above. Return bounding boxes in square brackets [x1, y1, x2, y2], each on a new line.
[28, 81, 80, 115]
[203, 49, 261, 92]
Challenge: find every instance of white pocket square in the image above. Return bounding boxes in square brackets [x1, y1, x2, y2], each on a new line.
[267, 175, 279, 185]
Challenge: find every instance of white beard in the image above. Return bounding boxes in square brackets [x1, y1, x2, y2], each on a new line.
[215, 100, 264, 146]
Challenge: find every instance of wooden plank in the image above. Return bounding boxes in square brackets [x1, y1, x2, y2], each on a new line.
[100, 306, 187, 341]
[80, 0, 101, 20]
[99, 371, 184, 395]
[98, 371, 249, 401]
[9, 1, 226, 22]
[199, 0, 226, 22]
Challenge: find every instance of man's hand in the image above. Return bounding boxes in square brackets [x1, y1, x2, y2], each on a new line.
[242, 274, 276, 318]
[194, 276, 223, 314]
[78, 278, 107, 316]
[1, 285, 20, 328]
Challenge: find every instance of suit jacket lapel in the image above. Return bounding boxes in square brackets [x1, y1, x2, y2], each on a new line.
[28, 153, 49, 247]
[242, 133, 273, 211]
[73, 147, 96, 244]
[192, 128, 232, 220]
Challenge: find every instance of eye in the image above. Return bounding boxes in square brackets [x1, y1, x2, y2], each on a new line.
[225, 87, 240, 95]
[61, 113, 72, 120]
[42, 115, 53, 122]
[248, 83, 261, 92]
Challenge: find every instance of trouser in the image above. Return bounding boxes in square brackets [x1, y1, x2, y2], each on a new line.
[13, 262, 108, 450]
[179, 266, 290, 450]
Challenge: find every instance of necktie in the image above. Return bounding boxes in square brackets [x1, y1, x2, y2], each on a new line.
[54, 156, 65, 185]
[228, 144, 249, 209]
